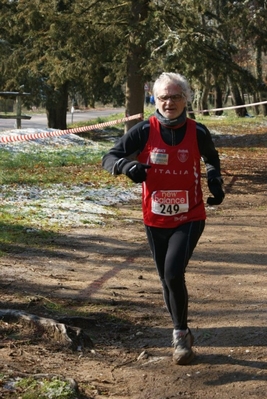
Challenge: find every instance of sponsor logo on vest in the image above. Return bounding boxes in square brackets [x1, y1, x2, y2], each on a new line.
[174, 215, 188, 222]
[152, 148, 166, 153]
[177, 149, 189, 163]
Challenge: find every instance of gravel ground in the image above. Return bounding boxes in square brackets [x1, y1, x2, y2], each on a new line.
[0, 128, 141, 230]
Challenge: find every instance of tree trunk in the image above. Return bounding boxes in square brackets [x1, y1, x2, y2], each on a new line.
[125, 56, 145, 132]
[223, 87, 230, 105]
[255, 44, 267, 116]
[252, 93, 259, 116]
[201, 84, 210, 116]
[124, 0, 149, 132]
[192, 88, 201, 110]
[200, 71, 211, 116]
[214, 85, 223, 115]
[45, 82, 69, 129]
[187, 102, 195, 119]
[228, 79, 247, 117]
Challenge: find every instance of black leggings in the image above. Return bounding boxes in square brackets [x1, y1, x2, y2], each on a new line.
[145, 220, 205, 330]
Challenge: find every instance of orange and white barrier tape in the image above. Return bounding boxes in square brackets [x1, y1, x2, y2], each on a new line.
[0, 113, 143, 144]
[188, 100, 267, 114]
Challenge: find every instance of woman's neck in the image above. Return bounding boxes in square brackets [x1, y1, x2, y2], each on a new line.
[154, 108, 187, 128]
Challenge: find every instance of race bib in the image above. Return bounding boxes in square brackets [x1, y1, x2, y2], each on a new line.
[151, 190, 189, 216]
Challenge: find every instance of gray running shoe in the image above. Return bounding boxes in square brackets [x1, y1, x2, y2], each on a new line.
[172, 328, 194, 365]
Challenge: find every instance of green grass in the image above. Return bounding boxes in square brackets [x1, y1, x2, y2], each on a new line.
[0, 216, 59, 256]
[193, 111, 267, 129]
[0, 145, 110, 186]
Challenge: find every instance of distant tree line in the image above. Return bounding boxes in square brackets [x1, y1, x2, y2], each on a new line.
[0, 0, 267, 129]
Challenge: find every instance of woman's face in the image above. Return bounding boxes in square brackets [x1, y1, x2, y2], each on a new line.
[155, 82, 186, 120]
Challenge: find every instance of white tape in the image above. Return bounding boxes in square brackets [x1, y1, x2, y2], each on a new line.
[188, 100, 267, 114]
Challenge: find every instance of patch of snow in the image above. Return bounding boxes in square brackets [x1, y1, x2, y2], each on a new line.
[0, 128, 142, 229]
[0, 128, 95, 153]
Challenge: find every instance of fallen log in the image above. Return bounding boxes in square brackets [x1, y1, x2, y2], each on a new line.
[0, 309, 93, 350]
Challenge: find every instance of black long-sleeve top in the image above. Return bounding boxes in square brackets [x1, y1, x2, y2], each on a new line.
[102, 117, 222, 181]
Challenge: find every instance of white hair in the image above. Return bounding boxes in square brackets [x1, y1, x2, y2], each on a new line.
[153, 72, 192, 102]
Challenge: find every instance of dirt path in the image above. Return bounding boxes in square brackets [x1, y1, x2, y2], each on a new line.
[0, 133, 267, 398]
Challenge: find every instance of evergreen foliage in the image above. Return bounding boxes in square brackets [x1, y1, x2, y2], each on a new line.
[0, 0, 267, 128]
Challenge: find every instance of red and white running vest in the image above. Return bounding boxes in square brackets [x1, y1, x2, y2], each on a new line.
[138, 116, 206, 227]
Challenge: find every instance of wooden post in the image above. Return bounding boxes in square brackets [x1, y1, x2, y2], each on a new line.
[16, 95, 22, 129]
[0, 91, 31, 128]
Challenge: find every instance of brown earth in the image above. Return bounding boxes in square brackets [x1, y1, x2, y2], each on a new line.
[0, 126, 267, 398]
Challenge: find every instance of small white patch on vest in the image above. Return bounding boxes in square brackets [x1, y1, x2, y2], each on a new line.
[150, 151, 169, 165]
